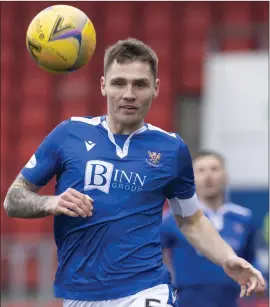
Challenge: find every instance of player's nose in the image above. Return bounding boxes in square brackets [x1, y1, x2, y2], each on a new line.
[122, 85, 136, 100]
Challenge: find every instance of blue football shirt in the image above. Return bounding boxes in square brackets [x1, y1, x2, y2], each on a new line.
[21, 115, 196, 301]
[161, 203, 256, 290]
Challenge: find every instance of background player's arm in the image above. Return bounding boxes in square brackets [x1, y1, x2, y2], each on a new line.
[160, 215, 177, 278]
[4, 173, 50, 218]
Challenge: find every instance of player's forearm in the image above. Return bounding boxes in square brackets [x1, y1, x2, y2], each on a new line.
[175, 213, 236, 267]
[4, 185, 50, 218]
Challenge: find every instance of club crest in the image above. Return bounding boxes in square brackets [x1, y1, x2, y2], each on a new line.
[147, 151, 162, 167]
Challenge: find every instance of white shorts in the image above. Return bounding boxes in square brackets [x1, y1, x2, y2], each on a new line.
[63, 284, 177, 307]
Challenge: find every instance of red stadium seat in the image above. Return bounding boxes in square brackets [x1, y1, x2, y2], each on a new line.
[1, 77, 11, 103]
[252, 1, 269, 22]
[20, 104, 49, 134]
[181, 2, 211, 37]
[60, 103, 88, 122]
[142, 2, 174, 130]
[103, 2, 134, 43]
[177, 39, 205, 93]
[215, 2, 255, 51]
[19, 137, 45, 165]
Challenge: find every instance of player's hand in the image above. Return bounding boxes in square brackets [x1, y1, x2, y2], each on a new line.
[44, 188, 94, 218]
[223, 256, 266, 298]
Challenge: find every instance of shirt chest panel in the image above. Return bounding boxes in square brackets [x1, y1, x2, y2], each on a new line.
[59, 133, 175, 196]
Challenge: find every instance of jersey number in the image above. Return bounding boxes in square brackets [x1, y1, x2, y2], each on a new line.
[145, 299, 161, 307]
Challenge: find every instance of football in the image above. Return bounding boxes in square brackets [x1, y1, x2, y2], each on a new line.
[26, 4, 96, 73]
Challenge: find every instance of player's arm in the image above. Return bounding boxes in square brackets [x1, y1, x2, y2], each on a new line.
[165, 140, 265, 296]
[4, 174, 93, 219]
[174, 210, 236, 267]
[4, 173, 50, 218]
[165, 141, 236, 265]
[3, 120, 93, 219]
[175, 208, 265, 296]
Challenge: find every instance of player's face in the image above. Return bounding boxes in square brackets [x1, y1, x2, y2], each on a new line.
[101, 60, 159, 128]
[193, 155, 227, 199]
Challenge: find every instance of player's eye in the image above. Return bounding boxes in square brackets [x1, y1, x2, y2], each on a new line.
[112, 80, 125, 87]
[196, 168, 204, 173]
[135, 82, 147, 88]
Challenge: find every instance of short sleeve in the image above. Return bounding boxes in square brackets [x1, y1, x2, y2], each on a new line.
[21, 120, 70, 186]
[165, 140, 196, 200]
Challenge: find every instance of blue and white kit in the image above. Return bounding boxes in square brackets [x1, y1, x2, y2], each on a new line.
[21, 115, 199, 305]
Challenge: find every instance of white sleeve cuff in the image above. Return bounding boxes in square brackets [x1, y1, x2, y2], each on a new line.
[168, 193, 199, 217]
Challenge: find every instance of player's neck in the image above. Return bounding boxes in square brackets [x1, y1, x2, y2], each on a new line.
[200, 195, 224, 212]
[106, 115, 144, 135]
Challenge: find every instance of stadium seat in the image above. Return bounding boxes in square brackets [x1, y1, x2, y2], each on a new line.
[142, 2, 174, 130]
[181, 2, 211, 37]
[19, 136, 45, 165]
[21, 74, 52, 98]
[60, 103, 88, 122]
[20, 104, 48, 135]
[1, 77, 11, 103]
[1, 49, 13, 75]
[1, 139, 7, 165]
[216, 2, 255, 50]
[178, 40, 205, 93]
[104, 2, 133, 43]
[251, 1, 269, 22]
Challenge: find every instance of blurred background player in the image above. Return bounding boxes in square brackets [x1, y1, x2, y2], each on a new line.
[161, 150, 259, 307]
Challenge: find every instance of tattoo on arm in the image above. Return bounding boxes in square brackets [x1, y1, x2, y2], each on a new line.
[4, 174, 50, 219]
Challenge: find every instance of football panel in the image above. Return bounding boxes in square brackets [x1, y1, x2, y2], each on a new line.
[71, 19, 96, 71]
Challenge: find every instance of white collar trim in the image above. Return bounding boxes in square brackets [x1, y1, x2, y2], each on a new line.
[101, 120, 147, 159]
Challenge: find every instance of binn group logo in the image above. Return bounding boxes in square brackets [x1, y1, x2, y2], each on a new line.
[84, 160, 147, 194]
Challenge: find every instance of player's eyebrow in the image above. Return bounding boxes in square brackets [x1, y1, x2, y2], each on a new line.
[110, 77, 126, 84]
[132, 78, 150, 84]
[110, 77, 150, 83]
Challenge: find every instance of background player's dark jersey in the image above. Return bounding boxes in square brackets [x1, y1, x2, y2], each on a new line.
[21, 115, 196, 301]
[161, 203, 256, 289]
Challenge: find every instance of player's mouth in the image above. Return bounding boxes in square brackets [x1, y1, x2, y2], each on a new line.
[120, 105, 138, 113]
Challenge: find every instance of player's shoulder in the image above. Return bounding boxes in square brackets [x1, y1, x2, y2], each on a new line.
[146, 123, 185, 146]
[49, 116, 101, 135]
[223, 202, 253, 221]
[69, 116, 102, 126]
[54, 116, 102, 133]
[46, 116, 102, 143]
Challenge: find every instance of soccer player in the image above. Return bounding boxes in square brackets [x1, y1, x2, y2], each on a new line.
[161, 150, 261, 307]
[4, 39, 265, 307]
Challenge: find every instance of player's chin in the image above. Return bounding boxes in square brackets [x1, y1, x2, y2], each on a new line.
[118, 110, 141, 123]
[203, 189, 220, 199]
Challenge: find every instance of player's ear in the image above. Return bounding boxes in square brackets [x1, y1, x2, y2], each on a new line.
[100, 76, 106, 96]
[153, 79, 160, 99]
